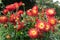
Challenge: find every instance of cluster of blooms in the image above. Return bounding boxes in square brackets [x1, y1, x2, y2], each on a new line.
[27, 6, 57, 38]
[1, 1, 24, 31]
[1, 1, 57, 39]
[3, 1, 23, 15]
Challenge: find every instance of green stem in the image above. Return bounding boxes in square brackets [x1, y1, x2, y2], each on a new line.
[15, 29, 16, 40]
[15, 5, 20, 14]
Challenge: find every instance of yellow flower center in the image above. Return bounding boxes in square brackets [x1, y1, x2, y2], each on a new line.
[50, 20, 55, 24]
[48, 9, 54, 14]
[46, 25, 49, 30]
[38, 22, 44, 29]
[32, 10, 37, 14]
[31, 30, 37, 35]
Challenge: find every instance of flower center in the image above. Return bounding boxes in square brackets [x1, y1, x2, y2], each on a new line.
[48, 9, 54, 14]
[31, 30, 37, 35]
[46, 25, 49, 30]
[32, 10, 37, 14]
[38, 23, 44, 29]
[50, 20, 55, 24]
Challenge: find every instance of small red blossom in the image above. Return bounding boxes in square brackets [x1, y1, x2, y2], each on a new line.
[2, 9, 8, 15]
[28, 28, 38, 38]
[46, 8, 56, 16]
[31, 5, 38, 16]
[10, 14, 15, 22]
[18, 1, 23, 6]
[6, 4, 15, 11]
[9, 14, 20, 25]
[35, 21, 45, 30]
[35, 17, 40, 23]
[44, 22, 51, 32]
[32, 5, 38, 10]
[0, 16, 8, 23]
[31, 9, 38, 16]
[27, 5, 38, 16]
[5, 2, 23, 11]
[26, 9, 32, 16]
[16, 10, 24, 16]
[15, 15, 20, 22]
[16, 22, 24, 31]
[14, 2, 19, 9]
[48, 17, 57, 26]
